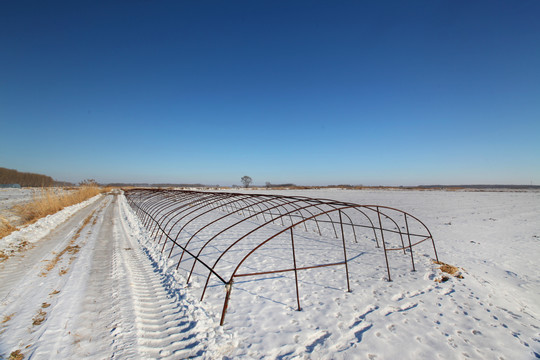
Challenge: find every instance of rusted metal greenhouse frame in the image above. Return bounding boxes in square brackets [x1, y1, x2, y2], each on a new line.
[124, 188, 439, 325]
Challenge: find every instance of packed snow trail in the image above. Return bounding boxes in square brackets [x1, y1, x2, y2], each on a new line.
[0, 192, 226, 359]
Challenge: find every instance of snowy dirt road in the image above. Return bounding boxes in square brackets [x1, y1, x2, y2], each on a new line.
[0, 192, 228, 359]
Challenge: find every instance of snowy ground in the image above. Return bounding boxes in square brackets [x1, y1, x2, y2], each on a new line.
[0, 188, 40, 212]
[0, 188, 40, 226]
[1, 188, 539, 359]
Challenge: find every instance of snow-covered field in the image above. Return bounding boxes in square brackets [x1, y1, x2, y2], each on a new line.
[0, 188, 40, 212]
[1, 188, 539, 359]
[0, 188, 41, 226]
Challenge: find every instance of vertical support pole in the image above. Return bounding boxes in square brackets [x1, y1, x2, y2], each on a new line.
[314, 217, 322, 236]
[160, 236, 169, 253]
[220, 280, 233, 326]
[290, 228, 301, 311]
[399, 231, 406, 255]
[404, 214, 416, 271]
[339, 210, 351, 292]
[432, 239, 439, 262]
[200, 271, 212, 301]
[377, 207, 392, 282]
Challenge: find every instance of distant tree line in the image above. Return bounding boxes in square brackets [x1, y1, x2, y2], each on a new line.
[105, 183, 219, 188]
[265, 182, 297, 188]
[0, 167, 55, 187]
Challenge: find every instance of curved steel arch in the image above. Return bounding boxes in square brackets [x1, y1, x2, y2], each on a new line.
[124, 188, 439, 326]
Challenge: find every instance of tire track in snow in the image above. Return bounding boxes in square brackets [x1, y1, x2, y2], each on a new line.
[114, 196, 212, 359]
[49, 192, 208, 359]
[56, 194, 129, 359]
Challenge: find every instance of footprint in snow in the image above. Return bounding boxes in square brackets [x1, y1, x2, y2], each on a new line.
[305, 331, 331, 353]
[354, 323, 373, 342]
[350, 305, 378, 329]
[381, 302, 418, 316]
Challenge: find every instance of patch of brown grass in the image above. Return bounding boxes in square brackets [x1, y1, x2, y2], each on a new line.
[0, 250, 8, 262]
[14, 186, 105, 225]
[41, 303, 50, 309]
[0, 240, 33, 264]
[40, 209, 95, 276]
[9, 350, 24, 360]
[72, 210, 96, 241]
[49, 290, 60, 295]
[32, 309, 46, 326]
[41, 245, 80, 276]
[2, 313, 15, 324]
[434, 260, 464, 279]
[0, 216, 18, 239]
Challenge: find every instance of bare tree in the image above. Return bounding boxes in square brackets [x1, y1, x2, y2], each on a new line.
[265, 181, 271, 189]
[79, 179, 99, 187]
[241, 176, 253, 188]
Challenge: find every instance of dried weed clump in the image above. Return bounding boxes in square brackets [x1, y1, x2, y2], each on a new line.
[9, 350, 24, 360]
[2, 313, 15, 324]
[41, 244, 80, 276]
[0, 240, 33, 264]
[434, 260, 464, 282]
[0, 216, 18, 239]
[32, 309, 47, 326]
[14, 186, 105, 225]
[40, 209, 94, 277]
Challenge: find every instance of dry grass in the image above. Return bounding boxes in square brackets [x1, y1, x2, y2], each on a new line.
[0, 186, 107, 241]
[40, 209, 94, 277]
[41, 244, 80, 276]
[2, 313, 15, 324]
[9, 350, 24, 360]
[0, 216, 18, 239]
[434, 260, 464, 282]
[72, 210, 96, 241]
[14, 186, 105, 225]
[32, 309, 46, 326]
[0, 240, 33, 264]
[0, 250, 8, 262]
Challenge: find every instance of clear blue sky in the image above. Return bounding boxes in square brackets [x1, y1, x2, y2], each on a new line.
[1, 1, 539, 186]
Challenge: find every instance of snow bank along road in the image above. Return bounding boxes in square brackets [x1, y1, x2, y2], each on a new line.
[0, 191, 231, 359]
